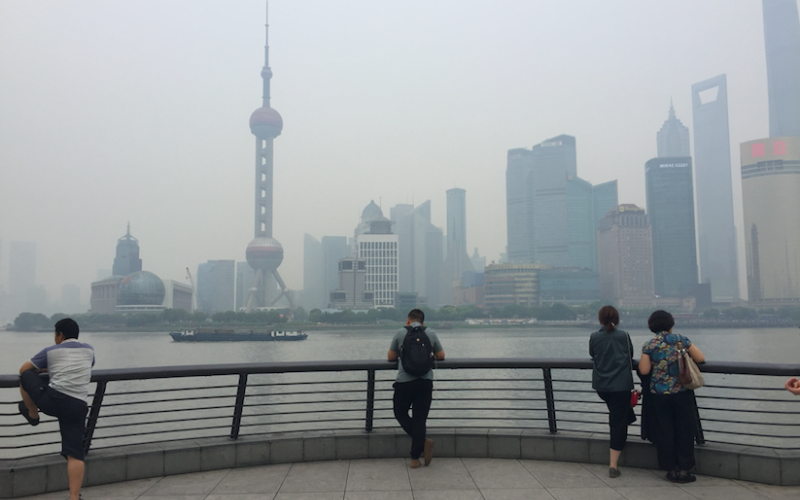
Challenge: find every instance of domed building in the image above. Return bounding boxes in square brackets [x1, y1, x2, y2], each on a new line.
[118, 271, 166, 306]
[354, 200, 384, 238]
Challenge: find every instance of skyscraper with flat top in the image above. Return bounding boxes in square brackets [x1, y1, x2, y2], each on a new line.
[506, 148, 535, 263]
[597, 205, 655, 308]
[645, 157, 699, 297]
[691, 76, 739, 302]
[741, 137, 800, 302]
[763, 0, 800, 139]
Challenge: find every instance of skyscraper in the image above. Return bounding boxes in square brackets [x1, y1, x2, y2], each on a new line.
[244, 5, 291, 311]
[9, 241, 36, 316]
[441, 189, 474, 305]
[322, 236, 351, 301]
[691, 76, 739, 302]
[592, 180, 619, 232]
[657, 102, 691, 157]
[112, 224, 142, 277]
[196, 260, 236, 314]
[566, 175, 595, 270]
[506, 136, 616, 271]
[235, 262, 255, 311]
[506, 148, 535, 263]
[763, 0, 800, 139]
[357, 219, 399, 307]
[531, 135, 577, 267]
[302, 234, 325, 310]
[741, 137, 800, 301]
[645, 157, 699, 297]
[392, 201, 443, 307]
[597, 205, 655, 308]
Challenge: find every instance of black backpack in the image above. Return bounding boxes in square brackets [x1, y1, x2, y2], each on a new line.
[400, 325, 435, 376]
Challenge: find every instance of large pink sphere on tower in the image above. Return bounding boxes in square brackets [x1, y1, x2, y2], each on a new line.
[246, 236, 284, 272]
[249, 107, 283, 139]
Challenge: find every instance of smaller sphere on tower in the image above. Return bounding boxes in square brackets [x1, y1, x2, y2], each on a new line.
[246, 237, 284, 272]
[249, 107, 283, 138]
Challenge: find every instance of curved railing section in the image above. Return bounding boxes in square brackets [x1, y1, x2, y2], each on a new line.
[0, 358, 798, 460]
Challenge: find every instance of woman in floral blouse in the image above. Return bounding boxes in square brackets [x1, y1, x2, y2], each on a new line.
[638, 310, 705, 484]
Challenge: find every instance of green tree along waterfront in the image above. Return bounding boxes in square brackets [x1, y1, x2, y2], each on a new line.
[8, 302, 800, 332]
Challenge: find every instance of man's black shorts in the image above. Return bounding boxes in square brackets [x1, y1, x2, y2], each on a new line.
[20, 370, 88, 461]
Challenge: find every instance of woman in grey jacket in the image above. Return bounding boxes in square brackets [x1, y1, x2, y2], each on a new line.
[589, 305, 636, 478]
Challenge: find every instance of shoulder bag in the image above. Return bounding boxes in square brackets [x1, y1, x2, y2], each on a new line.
[677, 339, 704, 390]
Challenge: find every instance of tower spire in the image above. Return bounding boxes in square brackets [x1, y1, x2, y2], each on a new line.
[669, 97, 675, 119]
[261, 1, 272, 107]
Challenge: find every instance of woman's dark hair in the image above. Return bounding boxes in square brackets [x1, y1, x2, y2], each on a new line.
[648, 310, 675, 333]
[597, 305, 619, 331]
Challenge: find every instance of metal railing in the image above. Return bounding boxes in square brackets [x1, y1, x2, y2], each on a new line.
[0, 358, 798, 460]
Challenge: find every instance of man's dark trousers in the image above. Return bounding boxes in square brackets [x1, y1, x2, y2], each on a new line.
[393, 377, 433, 459]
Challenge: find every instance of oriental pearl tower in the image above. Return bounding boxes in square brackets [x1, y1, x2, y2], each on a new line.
[244, 3, 293, 312]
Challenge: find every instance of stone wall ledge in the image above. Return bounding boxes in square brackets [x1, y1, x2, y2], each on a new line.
[0, 429, 797, 498]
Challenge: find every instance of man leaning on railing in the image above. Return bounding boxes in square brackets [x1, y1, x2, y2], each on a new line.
[18, 318, 95, 500]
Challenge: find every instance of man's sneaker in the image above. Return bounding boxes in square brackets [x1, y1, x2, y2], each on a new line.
[609, 467, 620, 478]
[423, 438, 434, 466]
[409, 458, 420, 469]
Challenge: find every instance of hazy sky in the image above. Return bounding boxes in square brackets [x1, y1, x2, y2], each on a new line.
[0, 1, 777, 306]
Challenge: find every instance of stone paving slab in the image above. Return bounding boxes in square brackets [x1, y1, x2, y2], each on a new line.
[17, 458, 796, 500]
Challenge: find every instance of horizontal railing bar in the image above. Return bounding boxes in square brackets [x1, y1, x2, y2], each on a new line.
[99, 394, 234, 407]
[96, 405, 234, 419]
[698, 407, 800, 415]
[1, 358, 794, 389]
[103, 384, 238, 396]
[696, 395, 800, 403]
[93, 414, 231, 430]
[91, 424, 233, 441]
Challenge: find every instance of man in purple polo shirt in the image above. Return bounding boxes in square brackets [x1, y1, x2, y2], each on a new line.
[19, 318, 94, 500]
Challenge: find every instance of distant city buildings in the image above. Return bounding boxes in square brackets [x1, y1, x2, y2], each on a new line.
[329, 257, 373, 309]
[506, 135, 616, 273]
[597, 205, 655, 308]
[763, 0, 800, 139]
[90, 228, 192, 314]
[9, 241, 37, 316]
[196, 260, 235, 314]
[356, 218, 399, 307]
[235, 262, 255, 311]
[538, 268, 599, 306]
[440, 188, 474, 305]
[483, 263, 550, 309]
[691, 76, 739, 303]
[645, 157, 699, 298]
[391, 201, 443, 307]
[741, 137, 800, 303]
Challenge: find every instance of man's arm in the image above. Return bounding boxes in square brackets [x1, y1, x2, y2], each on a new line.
[19, 361, 36, 374]
[435, 350, 445, 360]
[388, 349, 398, 361]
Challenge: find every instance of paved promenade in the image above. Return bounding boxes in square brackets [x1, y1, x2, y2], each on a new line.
[17, 458, 800, 500]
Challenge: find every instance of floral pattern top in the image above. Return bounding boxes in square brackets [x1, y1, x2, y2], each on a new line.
[642, 332, 693, 395]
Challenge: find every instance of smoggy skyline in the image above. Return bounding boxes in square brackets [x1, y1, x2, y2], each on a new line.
[0, 1, 777, 309]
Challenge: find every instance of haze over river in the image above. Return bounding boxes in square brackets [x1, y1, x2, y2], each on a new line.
[1, 326, 798, 370]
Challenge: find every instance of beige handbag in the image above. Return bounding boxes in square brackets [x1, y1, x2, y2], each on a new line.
[677, 342, 704, 390]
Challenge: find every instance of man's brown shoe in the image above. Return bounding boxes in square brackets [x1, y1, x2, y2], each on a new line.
[423, 438, 434, 466]
[409, 458, 420, 469]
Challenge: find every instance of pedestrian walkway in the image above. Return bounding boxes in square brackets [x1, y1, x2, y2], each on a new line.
[18, 458, 800, 500]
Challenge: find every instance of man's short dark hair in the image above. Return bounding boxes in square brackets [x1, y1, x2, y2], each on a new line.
[407, 309, 425, 324]
[55, 318, 79, 339]
[648, 310, 674, 333]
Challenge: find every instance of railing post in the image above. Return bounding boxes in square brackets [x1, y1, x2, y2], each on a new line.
[230, 374, 248, 440]
[365, 369, 376, 432]
[83, 381, 107, 456]
[691, 390, 705, 445]
[543, 368, 557, 434]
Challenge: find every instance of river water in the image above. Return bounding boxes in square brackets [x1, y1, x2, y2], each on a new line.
[2, 325, 798, 370]
[1, 326, 798, 458]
